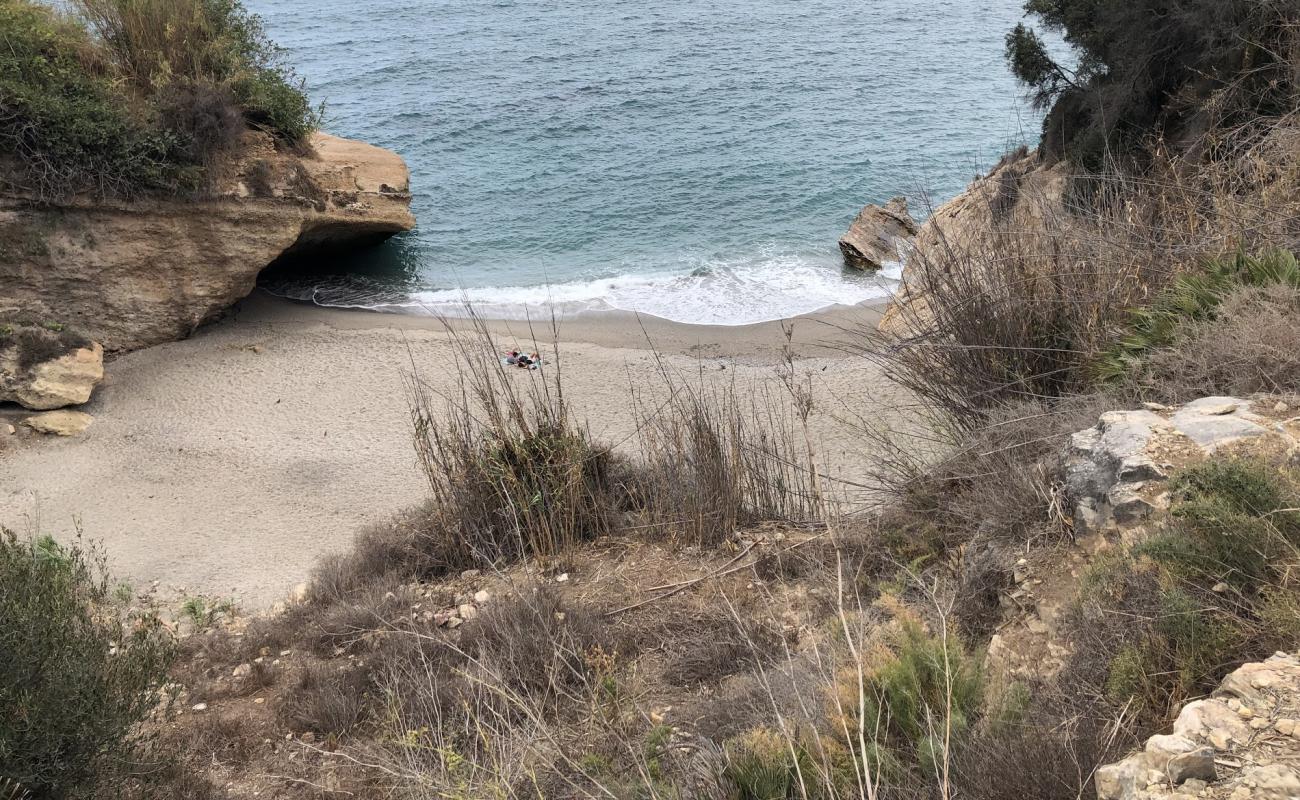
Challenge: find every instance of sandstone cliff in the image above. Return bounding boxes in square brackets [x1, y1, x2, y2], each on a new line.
[0, 132, 415, 353]
[870, 147, 1069, 337]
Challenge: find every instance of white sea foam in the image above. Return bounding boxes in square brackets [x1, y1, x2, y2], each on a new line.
[273, 254, 899, 326]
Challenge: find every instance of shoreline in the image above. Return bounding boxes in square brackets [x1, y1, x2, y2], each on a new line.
[2, 291, 902, 608]
[235, 290, 889, 360]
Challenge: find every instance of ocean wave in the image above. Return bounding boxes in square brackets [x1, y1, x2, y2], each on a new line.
[263, 254, 899, 326]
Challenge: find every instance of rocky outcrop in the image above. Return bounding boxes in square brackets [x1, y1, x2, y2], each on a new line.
[0, 131, 415, 353]
[0, 323, 103, 410]
[838, 196, 917, 271]
[986, 395, 1300, 685]
[1096, 651, 1300, 800]
[877, 148, 1069, 337]
[1064, 396, 1300, 538]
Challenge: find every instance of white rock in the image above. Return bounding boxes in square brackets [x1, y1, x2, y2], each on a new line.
[1240, 765, 1300, 799]
[1208, 728, 1235, 751]
[232, 663, 252, 678]
[22, 410, 93, 436]
[473, 590, 490, 604]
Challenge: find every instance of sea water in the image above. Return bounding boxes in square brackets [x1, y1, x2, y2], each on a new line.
[250, 0, 1042, 324]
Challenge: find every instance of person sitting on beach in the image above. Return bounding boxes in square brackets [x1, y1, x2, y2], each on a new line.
[503, 350, 520, 365]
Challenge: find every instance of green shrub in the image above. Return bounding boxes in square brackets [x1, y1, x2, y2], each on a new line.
[1007, 0, 1297, 167]
[75, 0, 319, 146]
[233, 67, 317, 146]
[828, 613, 983, 781]
[1094, 249, 1300, 384]
[0, 529, 175, 798]
[0, 0, 317, 200]
[1066, 459, 1300, 725]
[0, 0, 183, 199]
[724, 729, 828, 800]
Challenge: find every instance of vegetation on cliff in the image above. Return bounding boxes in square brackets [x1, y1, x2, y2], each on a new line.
[0, 0, 317, 201]
[1006, 0, 1298, 168]
[5, 2, 1300, 799]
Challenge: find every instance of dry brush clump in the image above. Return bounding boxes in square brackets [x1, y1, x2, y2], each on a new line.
[397, 317, 823, 576]
[632, 374, 822, 547]
[408, 345, 622, 572]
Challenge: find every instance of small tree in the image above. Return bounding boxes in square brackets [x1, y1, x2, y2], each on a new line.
[0, 530, 175, 799]
[1006, 0, 1297, 167]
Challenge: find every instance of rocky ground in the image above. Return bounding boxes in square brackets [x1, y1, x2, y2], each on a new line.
[1097, 653, 1300, 800]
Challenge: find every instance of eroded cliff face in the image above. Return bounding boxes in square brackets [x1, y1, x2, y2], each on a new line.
[0, 132, 415, 353]
[871, 147, 1069, 337]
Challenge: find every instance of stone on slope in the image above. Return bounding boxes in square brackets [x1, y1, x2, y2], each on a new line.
[1064, 396, 1300, 535]
[1096, 651, 1300, 800]
[23, 410, 94, 436]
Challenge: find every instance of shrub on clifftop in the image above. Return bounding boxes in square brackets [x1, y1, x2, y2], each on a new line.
[74, 0, 318, 146]
[0, 0, 181, 198]
[0, 0, 317, 201]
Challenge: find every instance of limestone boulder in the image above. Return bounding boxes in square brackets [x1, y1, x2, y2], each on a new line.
[1096, 651, 1300, 800]
[1064, 396, 1299, 536]
[0, 323, 103, 409]
[23, 410, 94, 436]
[838, 196, 917, 271]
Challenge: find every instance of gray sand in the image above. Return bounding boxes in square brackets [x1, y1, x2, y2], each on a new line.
[0, 293, 904, 607]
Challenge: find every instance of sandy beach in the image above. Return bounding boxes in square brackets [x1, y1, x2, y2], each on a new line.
[0, 293, 907, 607]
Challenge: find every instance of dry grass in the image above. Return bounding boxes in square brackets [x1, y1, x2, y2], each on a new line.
[1139, 283, 1300, 402]
[278, 661, 370, 737]
[633, 373, 821, 547]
